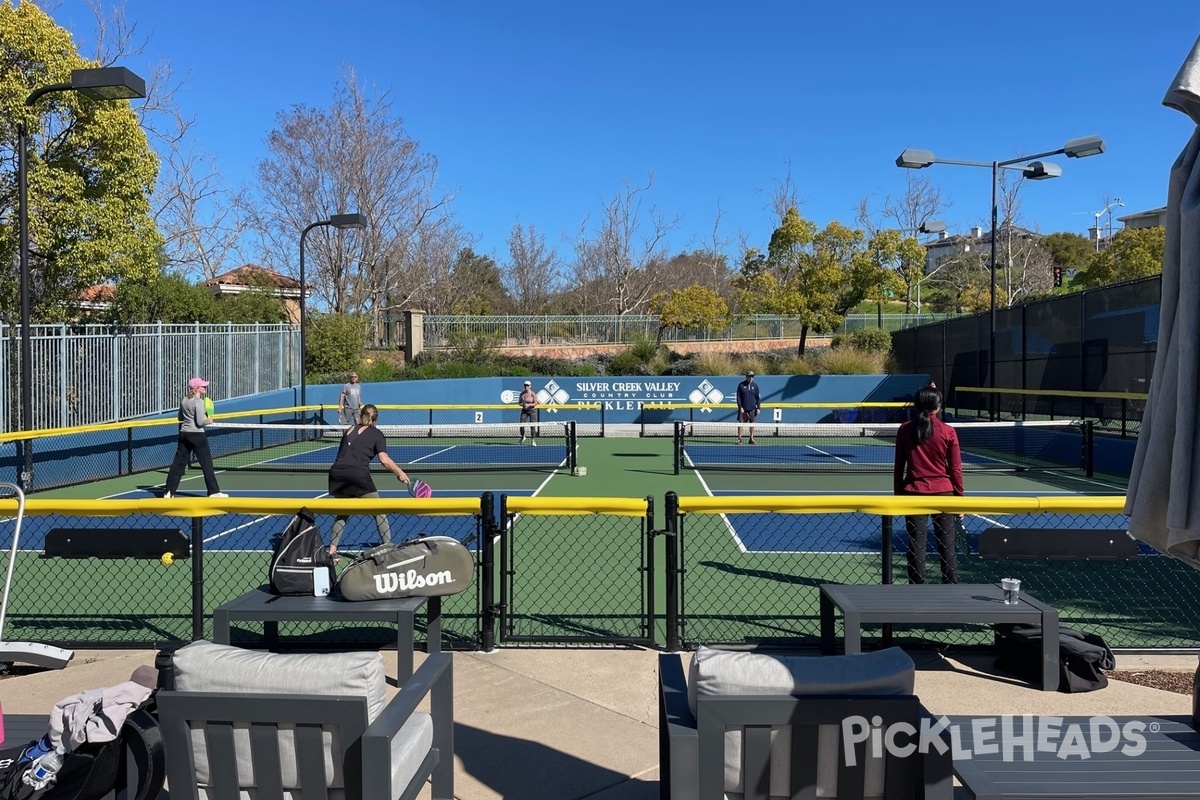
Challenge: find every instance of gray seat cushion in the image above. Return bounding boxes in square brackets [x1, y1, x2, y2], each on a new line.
[173, 640, 433, 796]
[688, 646, 915, 799]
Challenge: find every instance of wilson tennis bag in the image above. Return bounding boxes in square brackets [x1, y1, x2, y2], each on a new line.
[336, 537, 474, 601]
[268, 508, 335, 596]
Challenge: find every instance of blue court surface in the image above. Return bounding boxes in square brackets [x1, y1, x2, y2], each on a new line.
[701, 489, 1144, 557]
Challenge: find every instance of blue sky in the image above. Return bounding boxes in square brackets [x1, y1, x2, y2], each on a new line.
[46, 0, 1200, 266]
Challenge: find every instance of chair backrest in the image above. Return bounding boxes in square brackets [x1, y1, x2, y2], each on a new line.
[158, 641, 387, 800]
[978, 528, 1139, 561]
[157, 691, 369, 800]
[660, 646, 951, 800]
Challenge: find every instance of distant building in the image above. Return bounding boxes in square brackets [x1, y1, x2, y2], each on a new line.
[1117, 206, 1168, 231]
[922, 224, 1041, 274]
[204, 265, 305, 323]
[79, 283, 116, 312]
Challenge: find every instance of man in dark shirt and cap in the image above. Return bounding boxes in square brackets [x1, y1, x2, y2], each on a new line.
[736, 371, 761, 445]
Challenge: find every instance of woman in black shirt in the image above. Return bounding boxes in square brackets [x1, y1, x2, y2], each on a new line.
[327, 404, 410, 559]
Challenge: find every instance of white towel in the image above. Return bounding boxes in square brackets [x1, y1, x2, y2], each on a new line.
[48, 681, 153, 751]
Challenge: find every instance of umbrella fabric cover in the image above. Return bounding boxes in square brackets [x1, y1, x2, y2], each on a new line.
[1126, 35, 1200, 566]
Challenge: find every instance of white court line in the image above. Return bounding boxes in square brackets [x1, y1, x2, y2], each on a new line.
[691, 464, 748, 554]
[802, 444, 855, 465]
[203, 491, 330, 546]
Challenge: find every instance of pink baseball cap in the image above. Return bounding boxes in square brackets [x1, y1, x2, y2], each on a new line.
[188, 377, 209, 390]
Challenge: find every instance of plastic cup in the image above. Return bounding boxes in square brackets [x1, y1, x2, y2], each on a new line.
[1001, 577, 1021, 605]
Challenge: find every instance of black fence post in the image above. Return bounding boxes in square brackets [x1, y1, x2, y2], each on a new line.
[480, 491, 496, 652]
[664, 491, 680, 652]
[881, 513, 894, 647]
[191, 516, 204, 641]
[645, 495, 655, 647]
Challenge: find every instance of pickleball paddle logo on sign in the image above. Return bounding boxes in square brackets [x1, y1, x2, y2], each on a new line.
[688, 380, 725, 412]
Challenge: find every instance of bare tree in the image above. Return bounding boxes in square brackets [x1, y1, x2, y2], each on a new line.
[995, 169, 1054, 306]
[568, 175, 680, 322]
[252, 66, 455, 327]
[504, 222, 561, 314]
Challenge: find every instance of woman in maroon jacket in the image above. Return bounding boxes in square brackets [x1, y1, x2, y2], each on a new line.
[893, 383, 964, 583]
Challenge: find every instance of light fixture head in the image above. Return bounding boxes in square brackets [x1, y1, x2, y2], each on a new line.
[1023, 161, 1062, 180]
[70, 67, 146, 101]
[918, 220, 947, 234]
[329, 213, 368, 230]
[896, 149, 936, 169]
[1063, 135, 1105, 158]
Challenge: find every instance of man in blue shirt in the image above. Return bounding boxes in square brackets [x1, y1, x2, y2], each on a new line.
[736, 371, 761, 445]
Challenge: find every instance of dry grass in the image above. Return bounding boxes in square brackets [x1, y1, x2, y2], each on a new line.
[806, 346, 886, 375]
[692, 351, 737, 376]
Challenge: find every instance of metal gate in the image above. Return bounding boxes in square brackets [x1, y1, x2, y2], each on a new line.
[497, 495, 656, 645]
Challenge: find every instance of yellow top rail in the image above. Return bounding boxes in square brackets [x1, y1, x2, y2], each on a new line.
[675, 494, 1127, 515]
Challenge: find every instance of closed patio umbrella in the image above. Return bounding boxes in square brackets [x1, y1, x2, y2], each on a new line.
[1126, 35, 1200, 565]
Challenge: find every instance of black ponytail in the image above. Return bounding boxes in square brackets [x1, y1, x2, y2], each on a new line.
[912, 385, 942, 444]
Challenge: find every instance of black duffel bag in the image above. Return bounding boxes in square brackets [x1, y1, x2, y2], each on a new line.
[994, 623, 1116, 693]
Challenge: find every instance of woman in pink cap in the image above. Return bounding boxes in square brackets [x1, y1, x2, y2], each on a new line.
[163, 377, 228, 498]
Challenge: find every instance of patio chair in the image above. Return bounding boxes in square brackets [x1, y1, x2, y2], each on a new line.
[659, 646, 952, 800]
[155, 640, 452, 800]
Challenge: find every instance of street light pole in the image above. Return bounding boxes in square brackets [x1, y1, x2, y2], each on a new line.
[298, 213, 368, 414]
[16, 68, 145, 491]
[895, 137, 1105, 411]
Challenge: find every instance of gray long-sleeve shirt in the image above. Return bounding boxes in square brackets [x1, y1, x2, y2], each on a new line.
[178, 396, 211, 433]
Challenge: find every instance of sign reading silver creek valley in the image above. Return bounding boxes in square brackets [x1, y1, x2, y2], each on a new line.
[500, 378, 727, 410]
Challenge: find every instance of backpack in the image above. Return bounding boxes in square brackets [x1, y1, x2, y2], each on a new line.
[336, 537, 474, 601]
[268, 508, 335, 596]
[0, 705, 164, 800]
[993, 623, 1116, 693]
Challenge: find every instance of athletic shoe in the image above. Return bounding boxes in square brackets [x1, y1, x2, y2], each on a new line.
[736, 438, 742, 445]
[531, 440, 537, 447]
[162, 491, 173, 499]
[520, 435, 526, 443]
[749, 438, 757, 445]
[208, 492, 229, 498]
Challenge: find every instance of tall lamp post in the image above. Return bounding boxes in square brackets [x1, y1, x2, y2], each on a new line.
[17, 67, 146, 490]
[895, 136, 1106, 399]
[298, 213, 368, 413]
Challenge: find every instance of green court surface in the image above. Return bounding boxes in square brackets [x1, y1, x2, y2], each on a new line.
[9, 433, 1179, 651]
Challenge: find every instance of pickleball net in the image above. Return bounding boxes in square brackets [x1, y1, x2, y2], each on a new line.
[674, 419, 1093, 475]
[206, 420, 577, 472]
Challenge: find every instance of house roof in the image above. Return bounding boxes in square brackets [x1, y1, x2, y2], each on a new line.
[80, 284, 116, 302]
[204, 265, 302, 290]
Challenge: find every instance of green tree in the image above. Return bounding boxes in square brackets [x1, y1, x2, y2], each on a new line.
[734, 208, 868, 355]
[0, 1, 162, 323]
[650, 284, 730, 345]
[1075, 227, 1165, 288]
[1041, 231, 1094, 273]
[854, 229, 914, 318]
[306, 312, 370, 377]
[449, 248, 508, 313]
[104, 275, 219, 324]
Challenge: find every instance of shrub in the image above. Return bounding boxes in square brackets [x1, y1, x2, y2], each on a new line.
[608, 348, 648, 375]
[846, 327, 893, 354]
[691, 351, 737, 376]
[805, 346, 886, 375]
[306, 313, 370, 378]
[626, 332, 660, 362]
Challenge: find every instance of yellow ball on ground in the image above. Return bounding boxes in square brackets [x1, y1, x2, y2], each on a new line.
[161, 552, 175, 566]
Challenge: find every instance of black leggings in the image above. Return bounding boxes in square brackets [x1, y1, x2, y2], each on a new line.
[165, 431, 220, 495]
[903, 491, 959, 584]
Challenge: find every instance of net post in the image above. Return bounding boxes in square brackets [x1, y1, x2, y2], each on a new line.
[480, 491, 496, 652]
[672, 421, 682, 475]
[567, 420, 577, 471]
[1084, 420, 1095, 477]
[664, 491, 680, 652]
[191, 516, 204, 641]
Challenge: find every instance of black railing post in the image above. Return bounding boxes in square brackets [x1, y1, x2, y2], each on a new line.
[480, 491, 496, 652]
[191, 516, 204, 641]
[664, 491, 680, 652]
[645, 495, 655, 647]
[881, 513, 894, 647]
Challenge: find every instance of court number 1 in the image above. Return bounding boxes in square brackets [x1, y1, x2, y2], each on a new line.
[773, 409, 782, 422]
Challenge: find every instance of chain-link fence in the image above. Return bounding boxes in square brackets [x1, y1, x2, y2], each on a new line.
[891, 276, 1159, 404]
[2, 492, 1195, 653]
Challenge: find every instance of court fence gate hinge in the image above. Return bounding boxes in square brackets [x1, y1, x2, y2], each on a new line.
[648, 529, 676, 538]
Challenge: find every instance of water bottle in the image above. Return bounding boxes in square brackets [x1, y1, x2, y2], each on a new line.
[19, 733, 52, 765]
[23, 744, 65, 789]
